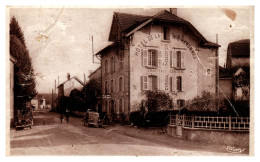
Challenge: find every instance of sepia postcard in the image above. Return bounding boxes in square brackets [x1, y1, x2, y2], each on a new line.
[5, 5, 254, 157]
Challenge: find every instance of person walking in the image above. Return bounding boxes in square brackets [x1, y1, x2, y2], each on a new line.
[66, 109, 70, 123]
[60, 114, 63, 123]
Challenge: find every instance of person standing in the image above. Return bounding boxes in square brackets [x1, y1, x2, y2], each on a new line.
[60, 114, 63, 123]
[66, 109, 70, 123]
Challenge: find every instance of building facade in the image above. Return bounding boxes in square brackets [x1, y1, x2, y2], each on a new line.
[97, 9, 219, 118]
[10, 55, 16, 126]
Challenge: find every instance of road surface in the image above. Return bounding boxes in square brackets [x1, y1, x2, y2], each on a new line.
[9, 110, 248, 156]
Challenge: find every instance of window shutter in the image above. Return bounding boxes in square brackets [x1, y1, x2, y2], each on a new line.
[141, 76, 148, 90]
[142, 49, 148, 66]
[122, 99, 124, 112]
[181, 52, 185, 68]
[171, 51, 177, 67]
[170, 77, 176, 91]
[182, 76, 185, 92]
[158, 50, 162, 67]
[157, 75, 161, 91]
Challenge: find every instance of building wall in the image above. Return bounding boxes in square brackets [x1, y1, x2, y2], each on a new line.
[63, 78, 83, 97]
[219, 78, 232, 100]
[10, 59, 15, 124]
[31, 99, 39, 109]
[129, 24, 217, 111]
[88, 67, 101, 81]
[101, 44, 130, 114]
[231, 57, 250, 68]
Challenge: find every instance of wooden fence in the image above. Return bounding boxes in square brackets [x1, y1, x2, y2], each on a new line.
[169, 114, 250, 131]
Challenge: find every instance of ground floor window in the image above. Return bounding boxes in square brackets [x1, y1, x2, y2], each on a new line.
[177, 99, 185, 109]
[141, 75, 158, 91]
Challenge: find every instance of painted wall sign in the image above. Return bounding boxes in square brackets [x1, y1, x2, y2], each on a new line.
[133, 33, 161, 56]
[171, 32, 197, 59]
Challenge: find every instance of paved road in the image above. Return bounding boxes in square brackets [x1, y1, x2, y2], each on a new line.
[9, 110, 248, 156]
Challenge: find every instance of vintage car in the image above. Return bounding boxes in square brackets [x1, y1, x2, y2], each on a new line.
[83, 111, 103, 128]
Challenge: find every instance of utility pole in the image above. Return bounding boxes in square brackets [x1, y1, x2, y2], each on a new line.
[216, 34, 219, 111]
[52, 88, 54, 110]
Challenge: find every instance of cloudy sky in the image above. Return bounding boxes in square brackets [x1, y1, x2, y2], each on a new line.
[9, 7, 253, 93]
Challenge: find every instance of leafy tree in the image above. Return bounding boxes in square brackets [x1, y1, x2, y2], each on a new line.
[145, 91, 173, 112]
[82, 78, 101, 111]
[10, 16, 37, 110]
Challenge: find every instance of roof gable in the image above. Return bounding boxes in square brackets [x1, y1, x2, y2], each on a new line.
[108, 9, 220, 47]
[228, 39, 250, 57]
[57, 76, 85, 88]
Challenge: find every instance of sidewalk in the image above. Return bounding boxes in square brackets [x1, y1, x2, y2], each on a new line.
[104, 124, 249, 155]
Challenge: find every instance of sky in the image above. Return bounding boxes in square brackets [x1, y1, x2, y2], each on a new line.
[8, 7, 253, 93]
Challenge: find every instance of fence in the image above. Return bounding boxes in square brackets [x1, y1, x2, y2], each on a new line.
[169, 114, 250, 131]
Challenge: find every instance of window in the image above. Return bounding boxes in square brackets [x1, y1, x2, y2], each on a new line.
[110, 56, 115, 73]
[111, 79, 114, 93]
[142, 49, 162, 67]
[110, 100, 114, 114]
[105, 80, 108, 94]
[177, 76, 182, 92]
[177, 99, 185, 109]
[170, 50, 185, 68]
[119, 76, 124, 92]
[163, 27, 170, 40]
[119, 99, 124, 113]
[141, 75, 158, 91]
[206, 69, 211, 76]
[177, 51, 181, 68]
[105, 59, 108, 74]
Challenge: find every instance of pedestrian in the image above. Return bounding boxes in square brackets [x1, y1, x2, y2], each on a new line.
[60, 114, 63, 123]
[66, 109, 70, 123]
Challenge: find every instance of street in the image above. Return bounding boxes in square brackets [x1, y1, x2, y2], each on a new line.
[9, 110, 248, 156]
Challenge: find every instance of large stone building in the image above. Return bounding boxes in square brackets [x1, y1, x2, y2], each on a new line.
[96, 9, 220, 118]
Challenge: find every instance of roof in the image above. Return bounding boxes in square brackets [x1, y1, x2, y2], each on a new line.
[219, 65, 231, 78]
[88, 66, 101, 78]
[114, 12, 150, 33]
[228, 39, 250, 57]
[108, 10, 220, 48]
[57, 76, 85, 88]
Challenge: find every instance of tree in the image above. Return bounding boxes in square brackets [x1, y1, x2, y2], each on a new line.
[10, 16, 37, 110]
[145, 91, 173, 112]
[82, 78, 101, 111]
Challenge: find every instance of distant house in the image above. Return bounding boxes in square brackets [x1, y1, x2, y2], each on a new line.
[31, 95, 46, 109]
[10, 55, 16, 126]
[57, 73, 85, 113]
[88, 67, 101, 81]
[226, 39, 250, 69]
[219, 39, 250, 116]
[220, 39, 250, 101]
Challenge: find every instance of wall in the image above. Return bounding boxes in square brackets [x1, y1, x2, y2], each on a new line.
[129, 24, 217, 111]
[10, 59, 15, 125]
[219, 78, 232, 100]
[63, 78, 83, 97]
[167, 126, 249, 147]
[101, 43, 130, 114]
[232, 57, 250, 68]
[182, 128, 249, 147]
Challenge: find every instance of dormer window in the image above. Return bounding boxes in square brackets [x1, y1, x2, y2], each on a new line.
[163, 27, 170, 40]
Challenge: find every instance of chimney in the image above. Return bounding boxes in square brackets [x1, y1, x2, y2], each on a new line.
[67, 73, 70, 80]
[170, 8, 177, 15]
